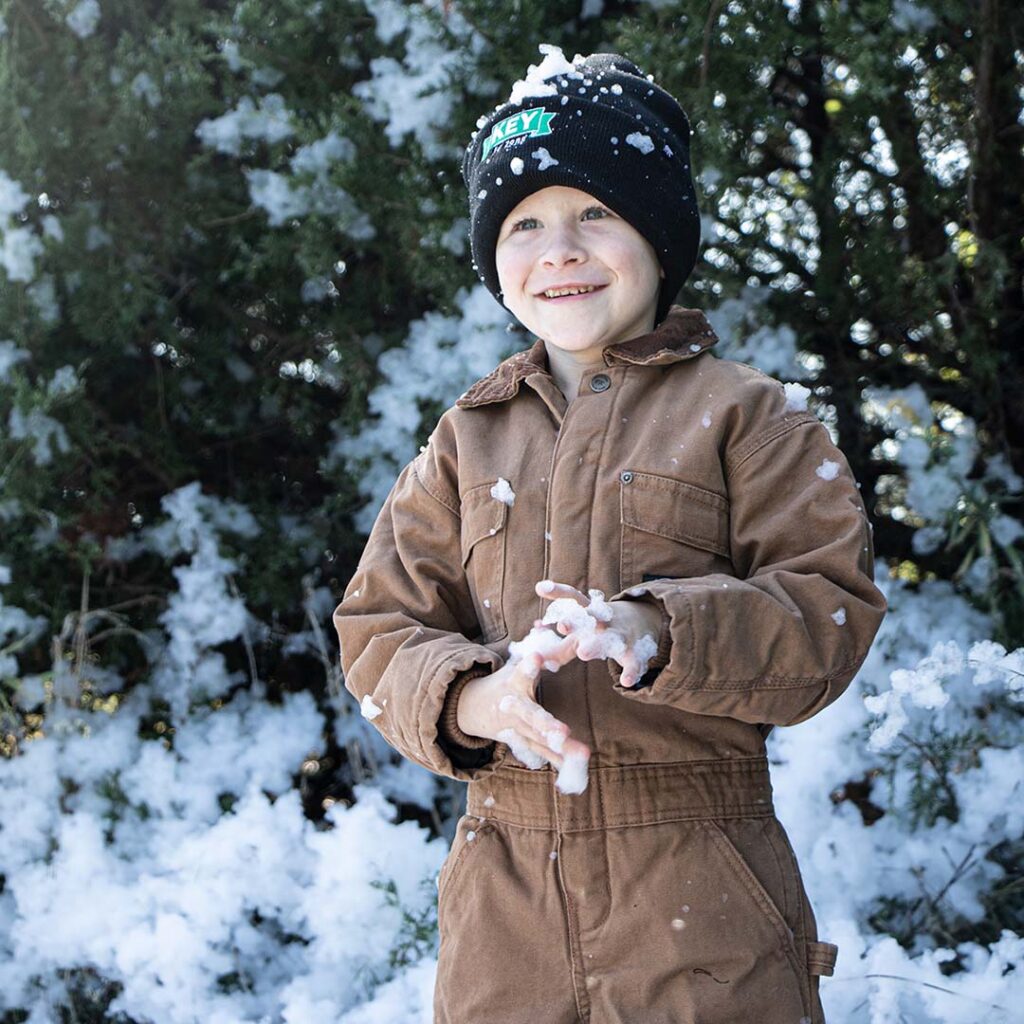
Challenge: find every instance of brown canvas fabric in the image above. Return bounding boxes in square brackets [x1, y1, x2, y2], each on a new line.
[332, 305, 886, 1023]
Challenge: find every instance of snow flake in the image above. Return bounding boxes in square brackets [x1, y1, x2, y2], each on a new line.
[483, 599, 491, 608]
[490, 477, 516, 505]
[610, 136, 619, 144]
[477, 189, 487, 199]
[510, 157, 525, 175]
[545, 531, 552, 541]
[466, 830, 476, 842]
[831, 607, 847, 625]
[626, 132, 654, 154]
[689, 343, 701, 352]
[701, 410, 712, 428]
[663, 145, 673, 157]
[549, 850, 558, 860]
[531, 147, 559, 170]
[611, 84, 623, 95]
[484, 794, 495, 807]
[496, 177, 503, 185]
[815, 459, 840, 480]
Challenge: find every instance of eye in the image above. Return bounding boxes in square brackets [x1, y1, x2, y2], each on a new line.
[510, 216, 539, 232]
[510, 206, 609, 233]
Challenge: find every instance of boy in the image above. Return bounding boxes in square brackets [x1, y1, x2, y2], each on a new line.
[334, 48, 886, 1024]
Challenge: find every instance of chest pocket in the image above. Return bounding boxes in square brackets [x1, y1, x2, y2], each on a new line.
[619, 470, 733, 589]
[460, 481, 509, 642]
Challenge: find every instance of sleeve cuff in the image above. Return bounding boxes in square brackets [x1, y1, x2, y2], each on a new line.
[649, 605, 673, 668]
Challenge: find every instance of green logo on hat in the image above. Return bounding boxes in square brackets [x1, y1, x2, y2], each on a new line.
[481, 107, 557, 160]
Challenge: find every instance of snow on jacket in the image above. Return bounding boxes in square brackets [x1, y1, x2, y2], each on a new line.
[332, 305, 887, 781]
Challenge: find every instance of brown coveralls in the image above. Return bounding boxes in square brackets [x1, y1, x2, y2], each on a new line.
[333, 306, 888, 1024]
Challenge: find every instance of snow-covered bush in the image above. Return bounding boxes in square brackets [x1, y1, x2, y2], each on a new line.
[0, 1, 1021, 1022]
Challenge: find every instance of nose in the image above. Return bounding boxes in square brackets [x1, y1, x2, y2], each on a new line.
[540, 220, 588, 268]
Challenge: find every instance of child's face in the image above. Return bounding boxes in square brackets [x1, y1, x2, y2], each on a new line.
[495, 186, 665, 355]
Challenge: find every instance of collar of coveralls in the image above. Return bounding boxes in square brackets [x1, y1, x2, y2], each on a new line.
[455, 305, 720, 410]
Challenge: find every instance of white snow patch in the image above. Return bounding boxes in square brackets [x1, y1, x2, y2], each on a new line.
[626, 132, 654, 154]
[783, 381, 811, 412]
[531, 147, 559, 170]
[360, 694, 383, 720]
[490, 477, 515, 506]
[815, 459, 841, 480]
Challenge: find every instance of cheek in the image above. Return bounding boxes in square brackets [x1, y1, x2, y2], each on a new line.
[496, 248, 531, 290]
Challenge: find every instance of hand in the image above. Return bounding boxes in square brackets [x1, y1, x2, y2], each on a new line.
[534, 580, 663, 688]
[455, 629, 591, 769]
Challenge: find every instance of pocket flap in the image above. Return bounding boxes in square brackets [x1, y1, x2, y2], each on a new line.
[621, 471, 730, 557]
[460, 483, 509, 567]
[806, 940, 838, 977]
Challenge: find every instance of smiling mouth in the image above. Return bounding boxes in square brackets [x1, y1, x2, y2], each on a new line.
[538, 285, 608, 302]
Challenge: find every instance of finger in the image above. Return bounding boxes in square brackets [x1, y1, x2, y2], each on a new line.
[495, 726, 558, 770]
[619, 649, 641, 688]
[513, 651, 543, 681]
[535, 580, 591, 606]
[499, 693, 565, 740]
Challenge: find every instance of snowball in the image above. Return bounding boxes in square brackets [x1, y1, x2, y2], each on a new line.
[625, 132, 654, 154]
[815, 459, 840, 480]
[490, 477, 515, 506]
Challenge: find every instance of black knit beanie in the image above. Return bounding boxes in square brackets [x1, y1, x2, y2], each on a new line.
[461, 48, 701, 326]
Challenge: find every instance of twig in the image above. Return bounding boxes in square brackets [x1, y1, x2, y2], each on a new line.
[833, 973, 1009, 1012]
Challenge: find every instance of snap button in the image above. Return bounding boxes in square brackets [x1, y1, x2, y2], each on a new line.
[590, 373, 611, 393]
[620, 470, 633, 483]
